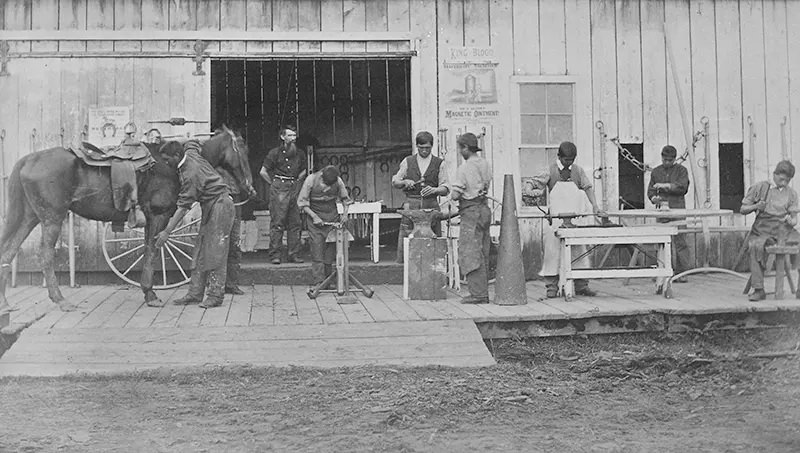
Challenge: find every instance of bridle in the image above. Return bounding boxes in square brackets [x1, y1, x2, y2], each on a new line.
[220, 125, 254, 207]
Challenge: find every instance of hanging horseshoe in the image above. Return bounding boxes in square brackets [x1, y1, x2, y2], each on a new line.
[339, 155, 348, 165]
[379, 160, 390, 173]
[339, 163, 349, 175]
[330, 155, 339, 166]
[319, 155, 330, 167]
[340, 171, 349, 182]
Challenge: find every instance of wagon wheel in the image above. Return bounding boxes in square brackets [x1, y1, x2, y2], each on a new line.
[102, 206, 201, 289]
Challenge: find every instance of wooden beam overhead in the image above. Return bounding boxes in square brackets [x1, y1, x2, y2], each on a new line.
[0, 30, 412, 42]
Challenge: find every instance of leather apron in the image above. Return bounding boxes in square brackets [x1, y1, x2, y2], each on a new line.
[540, 181, 594, 276]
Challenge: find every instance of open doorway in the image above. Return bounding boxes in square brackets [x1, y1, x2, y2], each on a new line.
[210, 59, 413, 219]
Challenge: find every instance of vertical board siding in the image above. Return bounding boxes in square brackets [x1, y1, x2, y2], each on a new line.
[86, 0, 114, 52]
[640, 0, 668, 208]
[689, 0, 719, 209]
[565, 0, 594, 198]
[615, 0, 643, 143]
[31, 0, 58, 52]
[221, 0, 246, 53]
[539, 0, 566, 75]
[664, 0, 695, 208]
[512, 0, 540, 75]
[115, 0, 143, 52]
[141, 0, 169, 52]
[763, 0, 790, 180]
[714, 0, 742, 144]
[273, 0, 300, 52]
[409, 0, 437, 135]
[787, 0, 800, 174]
[366, 0, 389, 52]
[58, 0, 86, 52]
[463, 0, 490, 47]
[591, 0, 619, 210]
[740, 0, 768, 184]
[298, 0, 323, 52]
[343, 0, 368, 52]
[321, 0, 345, 53]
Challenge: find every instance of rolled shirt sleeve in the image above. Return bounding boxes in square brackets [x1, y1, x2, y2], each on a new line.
[337, 177, 354, 205]
[296, 173, 314, 209]
[391, 158, 409, 186]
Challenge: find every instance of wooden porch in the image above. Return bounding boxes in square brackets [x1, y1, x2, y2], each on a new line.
[2, 273, 800, 376]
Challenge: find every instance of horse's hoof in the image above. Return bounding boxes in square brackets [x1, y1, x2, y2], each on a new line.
[58, 302, 79, 312]
[146, 298, 165, 308]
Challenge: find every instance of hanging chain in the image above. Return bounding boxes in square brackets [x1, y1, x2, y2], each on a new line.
[600, 126, 705, 173]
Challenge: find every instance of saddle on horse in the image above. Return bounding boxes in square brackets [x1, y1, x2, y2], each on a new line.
[70, 139, 155, 231]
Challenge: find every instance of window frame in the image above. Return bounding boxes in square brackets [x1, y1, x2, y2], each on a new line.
[510, 75, 579, 217]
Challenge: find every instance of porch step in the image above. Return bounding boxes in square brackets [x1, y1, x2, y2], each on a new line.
[0, 320, 495, 377]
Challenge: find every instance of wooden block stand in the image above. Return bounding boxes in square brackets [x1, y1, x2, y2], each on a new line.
[403, 237, 448, 300]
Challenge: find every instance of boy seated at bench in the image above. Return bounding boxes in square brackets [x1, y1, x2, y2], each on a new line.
[741, 160, 800, 301]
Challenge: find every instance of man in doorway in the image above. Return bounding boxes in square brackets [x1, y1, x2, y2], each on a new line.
[647, 145, 691, 282]
[260, 125, 307, 265]
[450, 133, 492, 304]
[392, 131, 449, 263]
[531, 141, 602, 298]
[297, 165, 353, 287]
[155, 141, 235, 309]
[741, 160, 800, 301]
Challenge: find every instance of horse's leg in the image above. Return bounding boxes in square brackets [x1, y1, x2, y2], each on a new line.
[141, 213, 169, 306]
[39, 219, 75, 311]
[0, 215, 40, 312]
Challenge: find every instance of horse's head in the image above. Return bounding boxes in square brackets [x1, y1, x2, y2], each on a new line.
[202, 126, 256, 201]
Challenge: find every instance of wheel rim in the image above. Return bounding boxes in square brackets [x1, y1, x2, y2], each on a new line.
[102, 209, 201, 289]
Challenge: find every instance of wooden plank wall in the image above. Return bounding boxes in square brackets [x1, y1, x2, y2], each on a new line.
[1, 0, 799, 276]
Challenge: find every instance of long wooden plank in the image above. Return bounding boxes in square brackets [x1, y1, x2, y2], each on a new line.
[387, 0, 410, 52]
[58, 0, 87, 52]
[249, 285, 274, 326]
[174, 298, 206, 328]
[298, 0, 322, 52]
[127, 290, 179, 328]
[615, 0, 643, 143]
[337, 294, 375, 323]
[225, 288, 253, 327]
[343, 0, 367, 53]
[714, 0, 742, 144]
[640, 0, 668, 207]
[564, 0, 594, 185]
[512, 0, 540, 75]
[114, 0, 143, 52]
[223, 0, 248, 54]
[51, 286, 120, 330]
[763, 0, 790, 174]
[292, 286, 324, 325]
[273, 285, 299, 325]
[366, 0, 389, 52]
[148, 289, 187, 328]
[539, 0, 566, 75]
[739, 0, 768, 183]
[273, 0, 299, 53]
[27, 286, 104, 330]
[320, 0, 345, 53]
[31, 0, 58, 52]
[77, 287, 142, 329]
[355, 290, 399, 322]
[371, 285, 422, 321]
[383, 284, 448, 320]
[590, 0, 619, 208]
[788, 0, 800, 170]
[315, 292, 350, 324]
[199, 293, 233, 327]
[86, 0, 114, 52]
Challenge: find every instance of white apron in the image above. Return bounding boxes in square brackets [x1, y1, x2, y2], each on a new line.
[539, 181, 595, 276]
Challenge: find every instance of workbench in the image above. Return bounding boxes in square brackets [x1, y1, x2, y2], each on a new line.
[556, 225, 677, 300]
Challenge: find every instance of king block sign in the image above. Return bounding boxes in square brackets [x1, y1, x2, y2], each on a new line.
[441, 47, 501, 122]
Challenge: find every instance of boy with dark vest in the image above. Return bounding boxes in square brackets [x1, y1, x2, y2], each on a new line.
[392, 131, 449, 263]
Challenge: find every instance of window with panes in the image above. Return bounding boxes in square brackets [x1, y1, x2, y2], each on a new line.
[517, 82, 575, 208]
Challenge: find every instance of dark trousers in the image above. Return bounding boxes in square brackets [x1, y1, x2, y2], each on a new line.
[458, 203, 491, 299]
[185, 197, 235, 302]
[225, 206, 242, 289]
[307, 220, 335, 284]
[396, 197, 441, 263]
[673, 233, 691, 274]
[269, 179, 302, 260]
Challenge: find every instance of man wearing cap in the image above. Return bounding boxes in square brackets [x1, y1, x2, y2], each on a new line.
[260, 125, 307, 265]
[531, 141, 602, 298]
[450, 133, 492, 304]
[741, 160, 800, 301]
[648, 145, 691, 282]
[392, 131, 449, 263]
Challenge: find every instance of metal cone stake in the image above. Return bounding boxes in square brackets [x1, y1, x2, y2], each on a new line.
[494, 174, 527, 305]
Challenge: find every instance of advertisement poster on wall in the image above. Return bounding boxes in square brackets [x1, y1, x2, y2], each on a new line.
[441, 47, 501, 123]
[88, 106, 131, 148]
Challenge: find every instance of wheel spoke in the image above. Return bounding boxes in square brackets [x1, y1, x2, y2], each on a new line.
[169, 238, 196, 249]
[166, 240, 193, 261]
[160, 246, 168, 286]
[165, 243, 189, 281]
[109, 243, 145, 262]
[105, 236, 146, 244]
[122, 254, 144, 276]
[173, 218, 201, 233]
[169, 232, 199, 239]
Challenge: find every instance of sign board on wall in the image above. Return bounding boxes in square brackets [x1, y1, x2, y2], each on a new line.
[88, 106, 131, 148]
[442, 47, 501, 122]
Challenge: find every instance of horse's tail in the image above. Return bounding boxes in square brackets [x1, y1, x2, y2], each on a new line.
[1, 158, 27, 244]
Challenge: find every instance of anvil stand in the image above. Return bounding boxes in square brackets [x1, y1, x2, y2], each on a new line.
[306, 221, 374, 303]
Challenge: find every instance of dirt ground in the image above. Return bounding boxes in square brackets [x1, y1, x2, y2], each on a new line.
[1, 329, 800, 452]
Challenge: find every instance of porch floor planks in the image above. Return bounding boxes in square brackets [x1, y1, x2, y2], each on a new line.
[199, 294, 234, 327]
[77, 287, 145, 329]
[126, 289, 181, 328]
[225, 288, 253, 327]
[292, 286, 324, 325]
[249, 286, 274, 326]
[315, 293, 350, 324]
[383, 284, 452, 320]
[371, 285, 423, 321]
[6, 286, 43, 312]
[336, 294, 375, 323]
[149, 289, 187, 328]
[9, 288, 58, 328]
[0, 320, 495, 376]
[27, 286, 105, 331]
[174, 302, 207, 328]
[273, 285, 299, 325]
[355, 289, 400, 322]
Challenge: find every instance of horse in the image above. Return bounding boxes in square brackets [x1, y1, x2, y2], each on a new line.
[0, 126, 254, 312]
